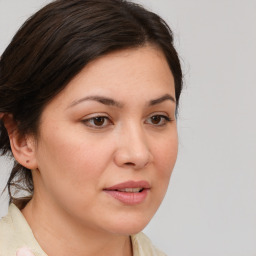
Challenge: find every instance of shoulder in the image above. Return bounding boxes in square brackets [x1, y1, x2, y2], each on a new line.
[0, 204, 18, 255]
[131, 232, 167, 256]
[0, 204, 47, 256]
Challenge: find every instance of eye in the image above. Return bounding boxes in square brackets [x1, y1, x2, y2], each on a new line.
[146, 114, 171, 126]
[82, 116, 112, 128]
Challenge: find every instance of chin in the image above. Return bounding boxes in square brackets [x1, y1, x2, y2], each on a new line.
[105, 213, 153, 235]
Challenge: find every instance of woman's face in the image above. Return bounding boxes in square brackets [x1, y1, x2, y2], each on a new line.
[31, 45, 178, 235]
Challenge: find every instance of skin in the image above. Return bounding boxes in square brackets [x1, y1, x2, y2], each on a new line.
[10, 45, 178, 256]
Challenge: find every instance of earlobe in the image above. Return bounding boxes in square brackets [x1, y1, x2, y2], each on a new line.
[2, 114, 38, 170]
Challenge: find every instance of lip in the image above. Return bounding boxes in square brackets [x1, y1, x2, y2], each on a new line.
[104, 180, 150, 205]
[104, 180, 150, 190]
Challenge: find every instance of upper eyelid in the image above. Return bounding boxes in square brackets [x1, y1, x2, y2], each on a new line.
[83, 116, 111, 123]
[82, 116, 170, 130]
[81, 114, 173, 131]
[147, 112, 171, 119]
[82, 116, 112, 129]
[148, 112, 169, 117]
[82, 113, 111, 120]
[145, 114, 171, 122]
[81, 112, 172, 120]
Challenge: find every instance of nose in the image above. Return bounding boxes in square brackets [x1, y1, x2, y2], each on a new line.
[114, 124, 152, 170]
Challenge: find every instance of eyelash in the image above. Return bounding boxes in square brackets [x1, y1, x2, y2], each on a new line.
[82, 114, 172, 129]
[82, 116, 112, 129]
[146, 114, 172, 126]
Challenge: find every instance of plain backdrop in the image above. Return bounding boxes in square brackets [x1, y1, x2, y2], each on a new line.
[0, 1, 256, 255]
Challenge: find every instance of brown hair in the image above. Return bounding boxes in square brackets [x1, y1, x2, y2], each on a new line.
[0, 0, 183, 207]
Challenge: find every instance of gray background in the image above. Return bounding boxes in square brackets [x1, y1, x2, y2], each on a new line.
[0, 0, 256, 255]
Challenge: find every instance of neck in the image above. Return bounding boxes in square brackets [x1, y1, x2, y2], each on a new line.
[22, 196, 133, 256]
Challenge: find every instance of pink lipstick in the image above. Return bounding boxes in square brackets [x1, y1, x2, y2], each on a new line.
[104, 180, 150, 205]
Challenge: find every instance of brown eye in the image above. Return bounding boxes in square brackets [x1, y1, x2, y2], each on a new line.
[82, 116, 112, 128]
[93, 117, 105, 126]
[146, 115, 171, 126]
[151, 115, 161, 124]
[151, 116, 161, 124]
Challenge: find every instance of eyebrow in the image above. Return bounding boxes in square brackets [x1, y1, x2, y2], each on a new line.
[68, 93, 176, 109]
[149, 94, 176, 106]
[68, 95, 123, 108]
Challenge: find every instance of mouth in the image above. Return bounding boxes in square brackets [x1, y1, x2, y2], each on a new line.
[114, 188, 144, 193]
[103, 180, 150, 205]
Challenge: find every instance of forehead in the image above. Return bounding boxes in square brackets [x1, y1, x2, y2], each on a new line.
[44, 45, 175, 111]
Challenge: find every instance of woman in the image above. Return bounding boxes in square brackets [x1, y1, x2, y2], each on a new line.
[0, 0, 183, 255]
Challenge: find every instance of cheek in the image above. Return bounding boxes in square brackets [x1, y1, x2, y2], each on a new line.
[35, 125, 112, 189]
[154, 133, 178, 172]
[34, 135, 105, 211]
[152, 134, 178, 192]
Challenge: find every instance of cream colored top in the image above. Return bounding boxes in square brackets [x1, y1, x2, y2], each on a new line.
[0, 204, 166, 256]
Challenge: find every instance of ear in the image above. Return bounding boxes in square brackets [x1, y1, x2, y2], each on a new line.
[2, 114, 38, 170]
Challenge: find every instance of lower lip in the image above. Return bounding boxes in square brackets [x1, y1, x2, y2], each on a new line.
[104, 189, 149, 205]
